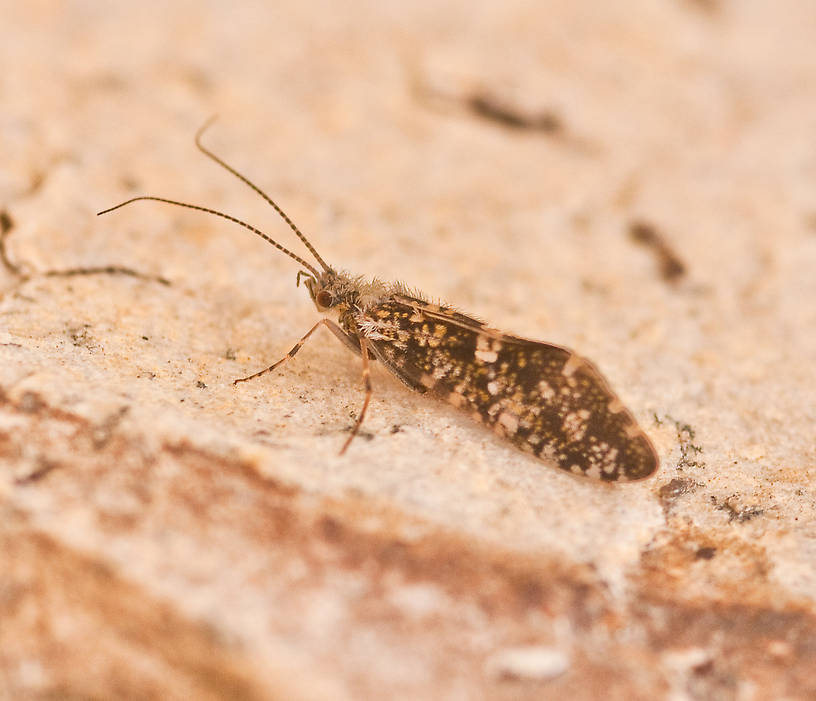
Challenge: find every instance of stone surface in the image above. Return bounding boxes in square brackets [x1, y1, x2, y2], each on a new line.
[1, 1, 815, 699]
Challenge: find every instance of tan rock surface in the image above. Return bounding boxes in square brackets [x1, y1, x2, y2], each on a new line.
[2, 2, 815, 699]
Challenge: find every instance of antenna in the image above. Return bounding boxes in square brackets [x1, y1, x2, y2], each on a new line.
[97, 118, 331, 277]
[97, 196, 322, 278]
[194, 117, 331, 273]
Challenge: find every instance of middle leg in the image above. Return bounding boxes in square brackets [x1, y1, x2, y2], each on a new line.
[340, 336, 373, 455]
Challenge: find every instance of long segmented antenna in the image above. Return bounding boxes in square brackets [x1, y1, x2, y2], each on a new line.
[97, 196, 322, 279]
[193, 117, 332, 274]
[97, 117, 331, 278]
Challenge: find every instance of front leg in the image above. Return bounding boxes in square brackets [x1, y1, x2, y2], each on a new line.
[232, 318, 331, 385]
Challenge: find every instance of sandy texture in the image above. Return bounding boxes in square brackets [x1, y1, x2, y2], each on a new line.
[2, 1, 815, 699]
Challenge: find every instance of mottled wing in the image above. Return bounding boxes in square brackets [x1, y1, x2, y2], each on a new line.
[356, 295, 658, 481]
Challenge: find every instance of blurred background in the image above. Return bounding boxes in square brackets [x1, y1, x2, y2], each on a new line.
[2, 2, 815, 699]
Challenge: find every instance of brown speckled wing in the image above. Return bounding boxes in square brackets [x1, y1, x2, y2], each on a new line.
[358, 296, 658, 481]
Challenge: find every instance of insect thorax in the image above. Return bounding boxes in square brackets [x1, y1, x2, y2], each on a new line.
[306, 269, 394, 317]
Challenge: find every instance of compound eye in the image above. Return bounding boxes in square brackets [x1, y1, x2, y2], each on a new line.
[316, 290, 333, 308]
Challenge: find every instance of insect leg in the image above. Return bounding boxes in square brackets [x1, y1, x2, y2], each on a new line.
[339, 336, 372, 455]
[232, 318, 330, 385]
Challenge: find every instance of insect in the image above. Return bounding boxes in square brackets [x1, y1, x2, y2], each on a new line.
[98, 120, 659, 482]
